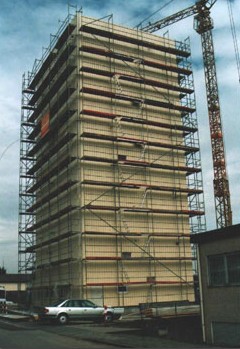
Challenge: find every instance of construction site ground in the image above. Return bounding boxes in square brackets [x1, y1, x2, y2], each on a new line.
[0, 311, 225, 349]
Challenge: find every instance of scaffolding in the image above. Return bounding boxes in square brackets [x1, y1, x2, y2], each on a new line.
[18, 9, 206, 307]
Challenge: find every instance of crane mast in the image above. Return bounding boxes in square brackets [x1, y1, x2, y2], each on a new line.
[142, 0, 232, 228]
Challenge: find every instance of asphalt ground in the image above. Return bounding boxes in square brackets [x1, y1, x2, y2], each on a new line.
[0, 313, 226, 349]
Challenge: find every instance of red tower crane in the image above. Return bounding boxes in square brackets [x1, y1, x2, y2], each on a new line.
[142, 0, 232, 229]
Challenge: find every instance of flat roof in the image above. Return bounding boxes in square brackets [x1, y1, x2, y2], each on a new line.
[190, 223, 240, 244]
[0, 274, 32, 284]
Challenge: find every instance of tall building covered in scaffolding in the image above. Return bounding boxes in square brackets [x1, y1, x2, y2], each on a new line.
[19, 9, 206, 306]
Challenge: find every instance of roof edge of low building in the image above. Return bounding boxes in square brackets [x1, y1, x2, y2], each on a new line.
[190, 223, 240, 244]
[0, 273, 32, 283]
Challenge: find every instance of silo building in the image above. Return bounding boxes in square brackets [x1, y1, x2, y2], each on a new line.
[19, 10, 205, 306]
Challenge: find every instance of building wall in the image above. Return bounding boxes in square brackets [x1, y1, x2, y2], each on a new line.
[0, 283, 27, 292]
[198, 236, 240, 345]
[20, 12, 205, 307]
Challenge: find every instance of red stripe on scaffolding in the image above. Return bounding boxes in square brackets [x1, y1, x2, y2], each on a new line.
[81, 155, 201, 175]
[86, 256, 121, 260]
[81, 87, 195, 114]
[84, 204, 204, 217]
[83, 231, 192, 238]
[79, 26, 190, 58]
[80, 45, 192, 76]
[80, 66, 194, 94]
[80, 131, 199, 154]
[82, 179, 203, 195]
[85, 281, 193, 286]
[85, 256, 195, 261]
[82, 109, 116, 119]
[81, 109, 198, 134]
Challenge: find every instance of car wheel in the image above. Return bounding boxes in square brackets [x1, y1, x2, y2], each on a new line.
[57, 313, 68, 325]
[105, 312, 113, 323]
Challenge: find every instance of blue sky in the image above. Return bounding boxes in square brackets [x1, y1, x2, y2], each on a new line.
[0, 0, 239, 272]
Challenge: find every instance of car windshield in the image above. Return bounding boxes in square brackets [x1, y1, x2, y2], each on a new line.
[49, 299, 66, 307]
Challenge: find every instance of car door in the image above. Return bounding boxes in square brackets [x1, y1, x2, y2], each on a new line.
[69, 300, 86, 319]
[73, 300, 88, 320]
[61, 300, 76, 319]
[80, 300, 104, 320]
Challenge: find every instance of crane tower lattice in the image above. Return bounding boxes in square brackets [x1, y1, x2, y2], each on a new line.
[142, 0, 232, 228]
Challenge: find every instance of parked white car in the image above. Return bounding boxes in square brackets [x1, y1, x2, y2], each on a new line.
[39, 299, 124, 325]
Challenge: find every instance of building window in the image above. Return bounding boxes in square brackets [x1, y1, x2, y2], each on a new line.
[117, 285, 128, 293]
[122, 252, 131, 259]
[227, 253, 240, 285]
[147, 276, 156, 283]
[208, 252, 240, 286]
[208, 255, 226, 286]
[118, 154, 126, 161]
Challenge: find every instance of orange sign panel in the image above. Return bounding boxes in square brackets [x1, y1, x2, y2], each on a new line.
[41, 112, 50, 138]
